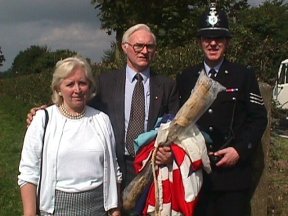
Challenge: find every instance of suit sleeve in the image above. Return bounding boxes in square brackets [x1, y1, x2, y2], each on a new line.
[88, 73, 107, 112]
[167, 77, 180, 115]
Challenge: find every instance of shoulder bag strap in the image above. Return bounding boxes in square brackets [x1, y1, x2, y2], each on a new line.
[36, 109, 49, 214]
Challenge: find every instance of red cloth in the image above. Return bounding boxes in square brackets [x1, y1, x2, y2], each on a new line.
[134, 141, 203, 215]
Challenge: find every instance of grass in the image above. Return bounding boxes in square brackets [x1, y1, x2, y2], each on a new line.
[268, 133, 288, 216]
[0, 97, 29, 216]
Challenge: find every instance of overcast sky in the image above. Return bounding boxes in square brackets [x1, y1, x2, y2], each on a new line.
[0, 0, 265, 72]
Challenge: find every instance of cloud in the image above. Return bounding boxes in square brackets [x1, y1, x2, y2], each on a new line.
[37, 22, 115, 60]
[0, 0, 115, 72]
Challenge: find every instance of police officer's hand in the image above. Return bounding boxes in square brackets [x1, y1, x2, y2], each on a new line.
[214, 147, 239, 167]
[155, 146, 173, 165]
[26, 105, 47, 127]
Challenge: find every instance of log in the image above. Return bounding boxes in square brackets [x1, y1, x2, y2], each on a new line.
[250, 82, 272, 216]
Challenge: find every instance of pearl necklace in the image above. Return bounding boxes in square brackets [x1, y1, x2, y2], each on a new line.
[59, 104, 86, 120]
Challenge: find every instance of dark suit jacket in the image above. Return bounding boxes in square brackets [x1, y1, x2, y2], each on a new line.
[89, 69, 179, 183]
[177, 59, 268, 191]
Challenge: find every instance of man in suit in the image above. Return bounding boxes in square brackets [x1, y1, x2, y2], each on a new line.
[90, 24, 179, 189]
[177, 4, 267, 216]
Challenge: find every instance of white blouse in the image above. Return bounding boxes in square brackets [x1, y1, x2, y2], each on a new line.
[56, 117, 104, 192]
[18, 105, 122, 213]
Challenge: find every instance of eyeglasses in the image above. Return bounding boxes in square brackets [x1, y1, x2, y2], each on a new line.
[125, 42, 156, 53]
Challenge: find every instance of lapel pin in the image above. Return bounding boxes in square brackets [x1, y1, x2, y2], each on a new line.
[225, 70, 229, 74]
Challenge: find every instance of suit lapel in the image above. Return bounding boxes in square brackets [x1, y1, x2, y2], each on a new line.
[148, 72, 162, 130]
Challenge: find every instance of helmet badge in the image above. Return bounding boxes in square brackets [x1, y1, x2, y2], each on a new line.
[207, 3, 218, 27]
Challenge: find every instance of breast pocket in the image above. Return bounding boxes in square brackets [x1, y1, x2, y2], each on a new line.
[213, 91, 240, 120]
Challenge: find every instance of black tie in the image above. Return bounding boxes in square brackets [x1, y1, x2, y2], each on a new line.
[126, 73, 145, 157]
[209, 68, 217, 78]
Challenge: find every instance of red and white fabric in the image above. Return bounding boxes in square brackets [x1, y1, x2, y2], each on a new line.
[134, 123, 211, 216]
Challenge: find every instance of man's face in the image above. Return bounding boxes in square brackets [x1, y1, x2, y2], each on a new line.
[200, 37, 229, 66]
[122, 29, 156, 72]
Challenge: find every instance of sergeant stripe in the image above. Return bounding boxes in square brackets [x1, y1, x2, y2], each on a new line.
[250, 93, 263, 100]
[249, 93, 264, 105]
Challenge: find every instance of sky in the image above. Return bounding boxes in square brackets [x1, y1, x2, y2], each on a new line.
[0, 0, 116, 72]
[0, 0, 266, 72]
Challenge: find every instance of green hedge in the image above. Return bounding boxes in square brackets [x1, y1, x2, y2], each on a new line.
[0, 72, 52, 108]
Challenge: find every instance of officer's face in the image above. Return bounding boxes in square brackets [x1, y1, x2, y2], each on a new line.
[200, 37, 229, 66]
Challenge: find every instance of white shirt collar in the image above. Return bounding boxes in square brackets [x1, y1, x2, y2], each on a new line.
[126, 65, 150, 83]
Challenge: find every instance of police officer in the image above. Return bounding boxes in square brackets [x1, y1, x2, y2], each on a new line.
[177, 3, 268, 216]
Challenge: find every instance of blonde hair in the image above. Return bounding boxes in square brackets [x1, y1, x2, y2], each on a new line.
[51, 56, 96, 105]
[122, 24, 156, 44]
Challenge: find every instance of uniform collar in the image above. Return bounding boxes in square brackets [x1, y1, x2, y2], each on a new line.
[204, 59, 224, 75]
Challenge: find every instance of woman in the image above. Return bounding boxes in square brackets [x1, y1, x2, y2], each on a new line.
[18, 56, 122, 216]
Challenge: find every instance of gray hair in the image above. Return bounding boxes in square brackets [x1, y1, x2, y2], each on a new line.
[122, 24, 156, 44]
[51, 56, 96, 105]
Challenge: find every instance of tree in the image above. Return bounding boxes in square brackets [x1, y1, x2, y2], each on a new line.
[0, 47, 5, 67]
[91, 0, 249, 68]
[237, 0, 288, 43]
[228, 0, 288, 83]
[10, 46, 77, 75]
[91, 0, 249, 47]
[11, 46, 49, 75]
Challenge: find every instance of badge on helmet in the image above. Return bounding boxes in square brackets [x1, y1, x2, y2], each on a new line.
[197, 2, 232, 38]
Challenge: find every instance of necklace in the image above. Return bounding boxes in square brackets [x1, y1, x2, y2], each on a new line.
[59, 103, 86, 119]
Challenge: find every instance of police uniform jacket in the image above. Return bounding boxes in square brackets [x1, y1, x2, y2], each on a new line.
[177, 59, 268, 191]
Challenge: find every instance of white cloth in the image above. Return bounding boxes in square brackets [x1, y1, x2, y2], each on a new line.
[155, 121, 211, 174]
[18, 105, 122, 213]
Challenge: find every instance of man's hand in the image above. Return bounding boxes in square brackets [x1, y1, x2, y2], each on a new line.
[109, 208, 121, 216]
[26, 105, 47, 127]
[214, 147, 240, 167]
[155, 146, 173, 165]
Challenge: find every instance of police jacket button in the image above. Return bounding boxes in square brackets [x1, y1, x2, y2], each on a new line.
[209, 126, 214, 131]
[208, 108, 213, 114]
[209, 144, 213, 150]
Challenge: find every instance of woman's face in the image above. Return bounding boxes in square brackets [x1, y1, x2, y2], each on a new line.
[59, 67, 90, 113]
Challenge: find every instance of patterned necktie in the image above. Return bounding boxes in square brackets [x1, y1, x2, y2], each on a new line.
[126, 73, 145, 157]
[209, 68, 217, 78]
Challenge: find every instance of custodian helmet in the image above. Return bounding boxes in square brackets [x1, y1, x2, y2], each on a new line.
[197, 3, 231, 38]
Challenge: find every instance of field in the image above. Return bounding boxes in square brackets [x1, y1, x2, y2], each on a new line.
[268, 132, 288, 215]
[0, 97, 27, 215]
[0, 96, 287, 215]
